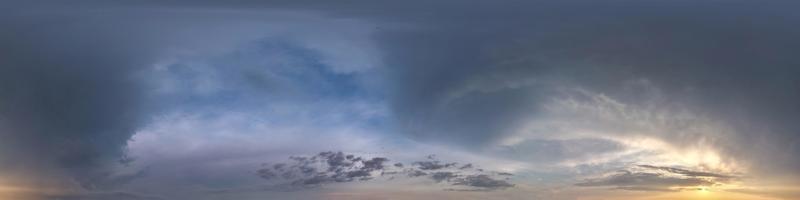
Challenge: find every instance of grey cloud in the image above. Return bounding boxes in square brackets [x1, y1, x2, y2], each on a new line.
[451, 175, 514, 190]
[362, 157, 390, 171]
[264, 0, 800, 179]
[42, 191, 165, 200]
[413, 161, 457, 171]
[258, 151, 392, 186]
[414, 6, 799, 140]
[0, 2, 378, 191]
[431, 172, 458, 183]
[81, 168, 150, 190]
[0, 10, 157, 188]
[576, 171, 713, 188]
[576, 165, 738, 191]
[495, 172, 513, 176]
[360, 1, 800, 180]
[407, 170, 428, 177]
[459, 164, 473, 170]
[614, 186, 678, 192]
[637, 165, 735, 179]
[257, 151, 515, 190]
[4, 0, 800, 196]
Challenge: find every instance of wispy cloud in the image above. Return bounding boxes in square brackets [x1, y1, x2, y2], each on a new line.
[576, 165, 738, 192]
[636, 165, 736, 179]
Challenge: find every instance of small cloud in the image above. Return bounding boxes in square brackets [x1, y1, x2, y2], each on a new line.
[459, 163, 473, 169]
[413, 161, 457, 170]
[451, 175, 514, 190]
[407, 170, 428, 177]
[431, 172, 459, 183]
[614, 186, 679, 192]
[495, 172, 513, 176]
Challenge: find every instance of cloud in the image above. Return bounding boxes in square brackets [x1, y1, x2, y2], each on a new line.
[451, 175, 513, 190]
[413, 161, 458, 171]
[613, 186, 678, 192]
[0, 5, 385, 193]
[430, 172, 458, 183]
[576, 165, 738, 192]
[256, 151, 514, 191]
[256, 151, 392, 186]
[0, 10, 155, 188]
[576, 171, 713, 188]
[41, 191, 165, 200]
[360, 0, 800, 178]
[636, 165, 735, 179]
[3, 1, 800, 199]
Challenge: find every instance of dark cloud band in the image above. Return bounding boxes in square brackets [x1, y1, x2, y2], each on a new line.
[257, 151, 514, 191]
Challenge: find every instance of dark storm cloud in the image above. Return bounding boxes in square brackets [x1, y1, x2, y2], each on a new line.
[0, 1, 375, 191]
[0, 8, 160, 187]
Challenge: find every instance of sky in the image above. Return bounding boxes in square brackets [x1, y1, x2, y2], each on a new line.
[1, 1, 800, 200]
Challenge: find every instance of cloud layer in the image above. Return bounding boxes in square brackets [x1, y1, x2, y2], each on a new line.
[2, 1, 800, 200]
[256, 151, 514, 191]
[577, 164, 739, 192]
